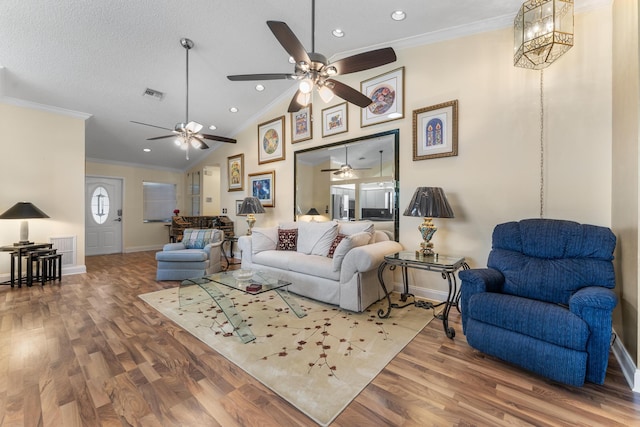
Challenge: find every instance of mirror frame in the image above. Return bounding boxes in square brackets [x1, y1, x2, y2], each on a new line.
[293, 129, 400, 241]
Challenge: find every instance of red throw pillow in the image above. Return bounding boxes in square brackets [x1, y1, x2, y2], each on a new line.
[277, 228, 298, 251]
[327, 233, 347, 258]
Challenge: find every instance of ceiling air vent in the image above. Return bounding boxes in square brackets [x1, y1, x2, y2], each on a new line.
[142, 88, 164, 100]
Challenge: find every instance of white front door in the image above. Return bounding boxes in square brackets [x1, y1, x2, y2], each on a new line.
[85, 176, 123, 255]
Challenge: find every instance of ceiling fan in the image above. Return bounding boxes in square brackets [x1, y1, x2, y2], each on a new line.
[321, 145, 371, 177]
[132, 38, 236, 160]
[227, 0, 397, 113]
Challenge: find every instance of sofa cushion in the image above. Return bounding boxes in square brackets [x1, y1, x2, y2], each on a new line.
[288, 253, 340, 281]
[251, 227, 278, 254]
[156, 249, 208, 262]
[253, 250, 291, 270]
[297, 221, 338, 256]
[182, 229, 213, 249]
[327, 233, 347, 258]
[338, 221, 374, 237]
[277, 228, 298, 251]
[332, 231, 372, 271]
[467, 293, 589, 351]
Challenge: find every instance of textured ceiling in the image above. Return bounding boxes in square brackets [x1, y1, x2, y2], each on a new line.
[0, 0, 601, 171]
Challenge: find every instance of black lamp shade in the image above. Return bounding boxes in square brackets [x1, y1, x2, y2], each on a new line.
[238, 197, 266, 215]
[403, 187, 454, 218]
[306, 208, 320, 216]
[0, 202, 49, 219]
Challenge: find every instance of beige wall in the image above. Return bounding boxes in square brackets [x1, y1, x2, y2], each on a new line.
[0, 102, 86, 276]
[85, 161, 185, 252]
[201, 166, 221, 215]
[612, 0, 640, 368]
[192, 7, 613, 291]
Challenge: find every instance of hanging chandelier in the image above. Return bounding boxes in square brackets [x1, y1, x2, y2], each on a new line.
[514, 0, 574, 70]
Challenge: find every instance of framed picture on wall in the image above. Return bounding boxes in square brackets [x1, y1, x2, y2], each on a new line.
[321, 102, 348, 137]
[412, 99, 459, 160]
[291, 105, 312, 143]
[360, 67, 404, 127]
[248, 170, 275, 207]
[258, 116, 286, 164]
[235, 199, 244, 215]
[227, 153, 244, 191]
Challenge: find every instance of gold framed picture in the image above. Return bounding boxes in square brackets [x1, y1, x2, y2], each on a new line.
[258, 116, 286, 164]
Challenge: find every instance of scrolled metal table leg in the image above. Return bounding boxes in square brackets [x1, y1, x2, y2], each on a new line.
[377, 262, 392, 319]
[440, 271, 456, 339]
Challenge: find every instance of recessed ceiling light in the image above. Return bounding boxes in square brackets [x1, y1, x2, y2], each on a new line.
[332, 28, 344, 38]
[391, 10, 406, 21]
[229, 107, 238, 113]
[209, 125, 217, 130]
[255, 84, 265, 91]
[143, 148, 151, 152]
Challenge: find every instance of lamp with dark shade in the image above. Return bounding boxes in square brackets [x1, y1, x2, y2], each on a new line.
[0, 202, 50, 245]
[403, 187, 454, 256]
[238, 196, 266, 235]
[305, 207, 320, 222]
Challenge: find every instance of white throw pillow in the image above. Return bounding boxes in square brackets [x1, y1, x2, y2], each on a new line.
[338, 221, 374, 236]
[251, 226, 278, 254]
[332, 231, 371, 271]
[297, 221, 338, 256]
[278, 222, 298, 230]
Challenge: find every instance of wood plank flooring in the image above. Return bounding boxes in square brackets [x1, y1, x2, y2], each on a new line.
[0, 250, 639, 426]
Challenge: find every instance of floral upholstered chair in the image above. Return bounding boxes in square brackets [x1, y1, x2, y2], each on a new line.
[155, 228, 223, 280]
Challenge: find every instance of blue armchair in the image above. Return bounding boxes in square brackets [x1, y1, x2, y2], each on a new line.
[459, 219, 617, 386]
[156, 228, 224, 281]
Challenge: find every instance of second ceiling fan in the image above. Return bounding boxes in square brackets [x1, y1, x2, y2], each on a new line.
[132, 38, 236, 160]
[227, 0, 397, 113]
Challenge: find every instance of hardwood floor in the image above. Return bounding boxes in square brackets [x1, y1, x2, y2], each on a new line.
[1, 251, 639, 426]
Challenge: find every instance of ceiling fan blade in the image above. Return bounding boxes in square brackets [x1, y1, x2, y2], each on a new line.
[147, 135, 178, 141]
[191, 136, 209, 150]
[288, 90, 304, 113]
[267, 21, 311, 65]
[227, 73, 294, 81]
[327, 79, 373, 108]
[131, 121, 173, 131]
[200, 133, 237, 144]
[320, 168, 340, 172]
[330, 47, 397, 75]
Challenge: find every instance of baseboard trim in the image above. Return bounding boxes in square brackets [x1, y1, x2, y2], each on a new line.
[611, 329, 640, 392]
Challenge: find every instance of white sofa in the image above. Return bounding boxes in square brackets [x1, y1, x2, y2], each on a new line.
[237, 221, 403, 312]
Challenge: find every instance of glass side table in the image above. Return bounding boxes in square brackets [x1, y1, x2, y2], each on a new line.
[377, 251, 469, 338]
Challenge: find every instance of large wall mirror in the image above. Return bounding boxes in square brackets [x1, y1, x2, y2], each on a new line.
[294, 129, 399, 241]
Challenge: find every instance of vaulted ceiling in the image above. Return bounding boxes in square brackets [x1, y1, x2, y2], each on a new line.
[0, 0, 598, 171]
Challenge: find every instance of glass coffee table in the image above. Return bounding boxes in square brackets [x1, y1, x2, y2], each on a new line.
[179, 270, 306, 343]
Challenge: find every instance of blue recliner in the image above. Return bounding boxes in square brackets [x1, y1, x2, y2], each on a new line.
[459, 219, 617, 386]
[156, 228, 223, 281]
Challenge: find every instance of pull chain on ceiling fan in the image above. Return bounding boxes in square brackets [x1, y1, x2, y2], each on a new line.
[131, 38, 236, 160]
[227, 0, 397, 113]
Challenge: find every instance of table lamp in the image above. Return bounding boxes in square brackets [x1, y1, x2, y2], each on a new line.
[0, 202, 50, 245]
[305, 207, 320, 222]
[238, 196, 266, 235]
[403, 187, 454, 256]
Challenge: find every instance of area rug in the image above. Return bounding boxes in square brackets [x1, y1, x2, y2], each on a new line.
[139, 286, 433, 426]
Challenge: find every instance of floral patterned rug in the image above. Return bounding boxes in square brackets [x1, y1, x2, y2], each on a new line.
[139, 286, 433, 426]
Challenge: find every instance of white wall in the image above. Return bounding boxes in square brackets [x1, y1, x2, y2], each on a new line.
[0, 102, 86, 276]
[191, 7, 613, 297]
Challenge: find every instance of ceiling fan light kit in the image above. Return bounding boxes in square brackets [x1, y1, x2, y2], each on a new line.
[132, 38, 236, 160]
[227, 0, 397, 113]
